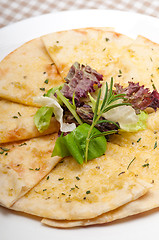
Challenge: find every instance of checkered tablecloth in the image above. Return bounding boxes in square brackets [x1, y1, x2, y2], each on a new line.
[0, 0, 159, 28]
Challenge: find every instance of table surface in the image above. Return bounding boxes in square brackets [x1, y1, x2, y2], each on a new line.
[0, 0, 159, 29]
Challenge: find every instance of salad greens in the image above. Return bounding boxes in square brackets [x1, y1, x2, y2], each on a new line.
[119, 111, 148, 132]
[34, 106, 53, 133]
[84, 77, 129, 162]
[52, 77, 125, 163]
[52, 123, 107, 164]
[55, 90, 83, 125]
[34, 94, 76, 133]
[33, 62, 151, 164]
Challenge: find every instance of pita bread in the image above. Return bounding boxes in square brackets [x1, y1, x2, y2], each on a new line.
[0, 99, 59, 143]
[11, 143, 150, 220]
[0, 133, 61, 207]
[42, 28, 133, 80]
[0, 37, 64, 106]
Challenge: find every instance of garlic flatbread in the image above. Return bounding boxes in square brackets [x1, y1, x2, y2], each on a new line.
[0, 133, 61, 207]
[41, 144, 159, 227]
[1, 28, 159, 229]
[42, 28, 133, 81]
[0, 38, 64, 106]
[115, 35, 159, 90]
[11, 143, 150, 220]
[0, 99, 59, 143]
[42, 113, 159, 228]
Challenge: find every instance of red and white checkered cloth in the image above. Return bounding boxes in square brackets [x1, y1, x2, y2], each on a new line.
[0, 0, 159, 28]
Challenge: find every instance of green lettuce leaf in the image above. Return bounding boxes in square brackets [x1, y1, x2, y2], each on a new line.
[120, 111, 148, 132]
[34, 95, 76, 133]
[46, 85, 64, 97]
[51, 134, 70, 158]
[52, 123, 107, 164]
[34, 106, 53, 133]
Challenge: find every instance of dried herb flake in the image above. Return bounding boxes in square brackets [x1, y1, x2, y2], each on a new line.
[86, 190, 91, 194]
[40, 87, 45, 91]
[58, 177, 64, 181]
[154, 141, 157, 149]
[127, 157, 136, 170]
[44, 79, 49, 84]
[137, 138, 141, 143]
[142, 163, 149, 168]
[35, 168, 40, 171]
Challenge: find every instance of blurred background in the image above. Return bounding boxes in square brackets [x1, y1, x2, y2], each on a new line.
[0, 0, 159, 28]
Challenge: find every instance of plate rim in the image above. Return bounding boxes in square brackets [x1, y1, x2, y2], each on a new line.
[1, 8, 159, 32]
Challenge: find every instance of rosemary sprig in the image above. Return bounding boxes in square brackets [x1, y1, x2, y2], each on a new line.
[85, 77, 130, 162]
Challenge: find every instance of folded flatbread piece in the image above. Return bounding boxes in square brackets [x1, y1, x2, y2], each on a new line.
[0, 37, 64, 106]
[0, 99, 59, 143]
[41, 189, 158, 228]
[11, 143, 150, 220]
[116, 35, 159, 90]
[42, 28, 133, 81]
[41, 112, 159, 228]
[0, 133, 61, 207]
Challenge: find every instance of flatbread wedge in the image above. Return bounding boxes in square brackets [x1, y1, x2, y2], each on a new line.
[0, 133, 61, 207]
[0, 99, 59, 143]
[42, 28, 133, 81]
[115, 35, 159, 90]
[0, 37, 64, 106]
[40, 112, 159, 228]
[42, 184, 159, 228]
[10, 143, 150, 220]
[41, 142, 159, 227]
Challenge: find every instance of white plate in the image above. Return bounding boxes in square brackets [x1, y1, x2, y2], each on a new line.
[1, 9, 159, 240]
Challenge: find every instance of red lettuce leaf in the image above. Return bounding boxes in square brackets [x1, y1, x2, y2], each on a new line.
[61, 62, 103, 102]
[114, 82, 159, 112]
